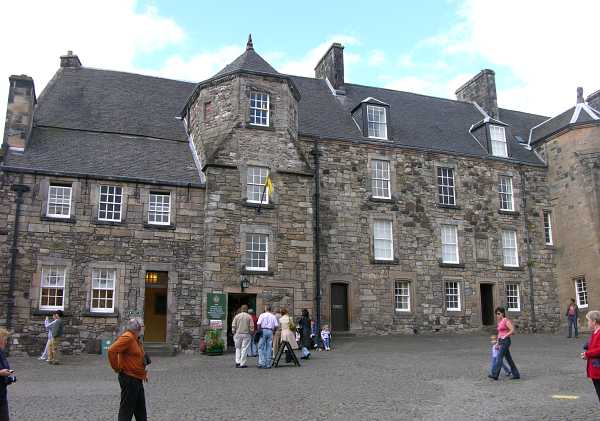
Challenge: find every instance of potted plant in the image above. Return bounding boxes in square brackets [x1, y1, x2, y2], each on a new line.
[204, 329, 224, 355]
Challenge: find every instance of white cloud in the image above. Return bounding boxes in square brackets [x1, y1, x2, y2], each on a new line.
[397, 54, 415, 68]
[0, 0, 184, 118]
[430, 0, 600, 115]
[368, 50, 385, 67]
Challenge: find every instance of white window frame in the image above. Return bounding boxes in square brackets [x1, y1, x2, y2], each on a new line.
[575, 278, 588, 308]
[490, 125, 508, 158]
[246, 167, 270, 204]
[543, 210, 553, 245]
[91, 269, 116, 313]
[367, 105, 387, 139]
[441, 225, 459, 264]
[148, 192, 171, 225]
[498, 176, 514, 211]
[502, 230, 519, 267]
[47, 185, 72, 218]
[250, 92, 269, 126]
[98, 185, 123, 222]
[40, 265, 66, 311]
[506, 283, 521, 312]
[437, 167, 456, 206]
[445, 281, 461, 311]
[371, 160, 391, 199]
[373, 219, 393, 261]
[246, 234, 268, 271]
[394, 280, 411, 312]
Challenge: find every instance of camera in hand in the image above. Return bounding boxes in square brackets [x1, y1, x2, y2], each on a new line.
[7, 375, 16, 384]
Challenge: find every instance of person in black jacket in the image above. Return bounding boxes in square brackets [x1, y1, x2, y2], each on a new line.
[298, 309, 312, 360]
[0, 328, 16, 421]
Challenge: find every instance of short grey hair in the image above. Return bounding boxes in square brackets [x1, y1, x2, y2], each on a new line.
[586, 311, 600, 325]
[125, 318, 144, 333]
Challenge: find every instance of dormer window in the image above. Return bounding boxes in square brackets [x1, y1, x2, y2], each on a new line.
[250, 92, 269, 126]
[367, 105, 387, 139]
[490, 125, 508, 157]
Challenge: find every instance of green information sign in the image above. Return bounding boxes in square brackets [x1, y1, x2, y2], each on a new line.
[207, 293, 226, 320]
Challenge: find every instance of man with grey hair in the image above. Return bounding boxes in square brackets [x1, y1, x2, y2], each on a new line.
[108, 318, 148, 421]
[231, 305, 254, 368]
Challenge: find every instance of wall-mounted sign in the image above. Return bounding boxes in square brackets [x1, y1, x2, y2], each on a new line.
[207, 293, 226, 320]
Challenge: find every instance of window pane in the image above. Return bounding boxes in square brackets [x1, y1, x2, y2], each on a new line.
[502, 231, 518, 266]
[441, 225, 458, 263]
[394, 281, 410, 312]
[543, 211, 553, 245]
[371, 160, 391, 198]
[148, 193, 171, 225]
[506, 284, 520, 311]
[499, 177, 514, 211]
[246, 234, 268, 270]
[576, 278, 588, 307]
[250, 92, 269, 126]
[437, 167, 456, 205]
[367, 105, 387, 139]
[48, 185, 72, 217]
[445, 281, 460, 310]
[246, 167, 269, 203]
[98, 185, 123, 221]
[374, 220, 393, 260]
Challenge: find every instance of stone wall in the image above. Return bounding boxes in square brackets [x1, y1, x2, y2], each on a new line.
[0, 172, 205, 355]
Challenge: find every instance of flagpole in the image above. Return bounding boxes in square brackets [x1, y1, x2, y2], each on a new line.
[256, 181, 268, 214]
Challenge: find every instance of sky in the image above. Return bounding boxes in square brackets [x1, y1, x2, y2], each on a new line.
[1, 0, 599, 119]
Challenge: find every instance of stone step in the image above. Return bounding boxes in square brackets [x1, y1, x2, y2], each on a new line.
[144, 342, 177, 357]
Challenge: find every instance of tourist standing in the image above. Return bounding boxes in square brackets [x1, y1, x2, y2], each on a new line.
[581, 310, 600, 402]
[231, 305, 254, 368]
[108, 318, 148, 421]
[257, 305, 279, 368]
[488, 307, 520, 380]
[279, 309, 298, 362]
[0, 328, 16, 421]
[39, 316, 53, 361]
[566, 298, 579, 338]
[248, 309, 258, 357]
[47, 310, 64, 365]
[272, 307, 282, 358]
[298, 309, 312, 360]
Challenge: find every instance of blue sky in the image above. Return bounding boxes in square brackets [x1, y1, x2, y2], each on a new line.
[1, 0, 599, 117]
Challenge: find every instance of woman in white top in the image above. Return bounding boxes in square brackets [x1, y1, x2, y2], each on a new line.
[279, 308, 298, 349]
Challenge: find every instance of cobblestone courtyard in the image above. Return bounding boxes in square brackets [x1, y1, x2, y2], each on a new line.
[5, 334, 599, 420]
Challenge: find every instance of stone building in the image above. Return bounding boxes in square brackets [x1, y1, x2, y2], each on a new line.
[1, 37, 564, 354]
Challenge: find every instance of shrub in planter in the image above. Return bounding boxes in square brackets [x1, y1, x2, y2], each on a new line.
[204, 329, 224, 355]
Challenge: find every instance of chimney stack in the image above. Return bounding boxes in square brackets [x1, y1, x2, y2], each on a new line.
[587, 89, 600, 110]
[3, 75, 36, 151]
[455, 69, 498, 119]
[315, 43, 344, 91]
[577, 87, 584, 104]
[60, 50, 82, 68]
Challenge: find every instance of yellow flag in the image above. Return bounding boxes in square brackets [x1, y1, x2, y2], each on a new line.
[265, 176, 274, 196]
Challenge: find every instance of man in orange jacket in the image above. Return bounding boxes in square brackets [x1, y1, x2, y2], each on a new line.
[108, 318, 148, 421]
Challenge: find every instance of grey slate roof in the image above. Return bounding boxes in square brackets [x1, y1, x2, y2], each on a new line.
[213, 47, 279, 78]
[530, 103, 600, 144]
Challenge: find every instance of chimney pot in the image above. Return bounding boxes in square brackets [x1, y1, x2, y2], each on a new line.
[577, 87, 584, 104]
[60, 51, 82, 68]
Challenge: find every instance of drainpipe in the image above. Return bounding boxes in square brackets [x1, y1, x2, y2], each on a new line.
[519, 166, 536, 332]
[6, 179, 30, 331]
[311, 138, 322, 339]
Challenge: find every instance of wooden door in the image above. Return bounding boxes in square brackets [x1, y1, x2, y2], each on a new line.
[331, 283, 349, 331]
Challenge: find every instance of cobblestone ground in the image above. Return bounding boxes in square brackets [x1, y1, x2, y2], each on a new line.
[5, 333, 599, 420]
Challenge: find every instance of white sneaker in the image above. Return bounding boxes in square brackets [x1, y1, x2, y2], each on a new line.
[39, 357, 47, 361]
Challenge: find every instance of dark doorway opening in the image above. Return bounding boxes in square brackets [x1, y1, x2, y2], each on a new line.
[144, 271, 168, 342]
[226, 293, 257, 347]
[331, 283, 349, 331]
[480, 284, 495, 326]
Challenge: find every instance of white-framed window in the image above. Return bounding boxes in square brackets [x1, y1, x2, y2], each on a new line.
[250, 92, 269, 126]
[47, 185, 72, 218]
[441, 225, 459, 264]
[490, 125, 508, 158]
[498, 176, 514, 211]
[502, 230, 519, 267]
[367, 105, 387, 139]
[246, 234, 268, 271]
[445, 281, 461, 311]
[506, 283, 520, 311]
[437, 167, 456, 205]
[247, 166, 269, 204]
[98, 185, 123, 222]
[40, 265, 66, 310]
[372, 160, 391, 199]
[394, 280, 411, 312]
[373, 219, 393, 261]
[543, 211, 553, 245]
[148, 192, 171, 225]
[91, 269, 116, 313]
[575, 277, 588, 308]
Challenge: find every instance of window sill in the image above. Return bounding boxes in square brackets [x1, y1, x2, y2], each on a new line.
[437, 204, 461, 210]
[246, 124, 275, 132]
[143, 223, 176, 230]
[243, 201, 275, 210]
[369, 196, 394, 203]
[544, 244, 555, 250]
[498, 210, 520, 216]
[439, 262, 465, 269]
[371, 258, 399, 265]
[501, 265, 524, 271]
[241, 268, 274, 276]
[394, 310, 413, 317]
[93, 220, 126, 226]
[82, 311, 119, 318]
[41, 215, 76, 224]
[31, 309, 69, 317]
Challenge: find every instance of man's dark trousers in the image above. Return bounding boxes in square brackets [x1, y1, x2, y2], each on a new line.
[118, 372, 147, 421]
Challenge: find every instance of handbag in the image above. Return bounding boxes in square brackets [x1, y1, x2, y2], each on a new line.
[288, 318, 296, 332]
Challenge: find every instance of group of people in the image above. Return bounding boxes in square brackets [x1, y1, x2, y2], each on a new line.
[231, 305, 331, 369]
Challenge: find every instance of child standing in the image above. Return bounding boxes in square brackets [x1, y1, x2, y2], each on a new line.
[489, 335, 511, 376]
[321, 325, 332, 351]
